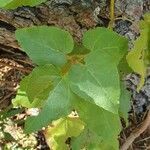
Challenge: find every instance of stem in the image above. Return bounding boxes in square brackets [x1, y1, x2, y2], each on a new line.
[108, 0, 115, 29]
[115, 17, 134, 24]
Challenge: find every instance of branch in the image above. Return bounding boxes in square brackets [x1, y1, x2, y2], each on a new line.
[120, 109, 150, 150]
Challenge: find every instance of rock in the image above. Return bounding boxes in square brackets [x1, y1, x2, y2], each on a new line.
[126, 74, 150, 114]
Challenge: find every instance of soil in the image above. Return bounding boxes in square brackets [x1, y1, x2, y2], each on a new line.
[0, 0, 149, 149]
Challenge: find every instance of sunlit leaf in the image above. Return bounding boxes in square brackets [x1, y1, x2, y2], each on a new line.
[127, 13, 150, 91]
[45, 117, 84, 150]
[69, 28, 128, 113]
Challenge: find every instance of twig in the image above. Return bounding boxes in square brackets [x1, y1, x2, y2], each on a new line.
[0, 91, 14, 105]
[135, 136, 150, 143]
[108, 0, 115, 29]
[120, 110, 150, 150]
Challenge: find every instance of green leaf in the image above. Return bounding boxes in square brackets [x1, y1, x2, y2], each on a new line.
[25, 78, 75, 133]
[118, 55, 132, 77]
[72, 131, 118, 150]
[13, 65, 59, 108]
[1, 108, 23, 120]
[45, 117, 84, 150]
[20, 65, 59, 102]
[83, 27, 128, 55]
[11, 27, 129, 149]
[126, 13, 150, 91]
[0, 0, 47, 9]
[140, 13, 150, 29]
[3, 132, 16, 142]
[73, 98, 121, 150]
[69, 43, 90, 55]
[69, 64, 119, 113]
[71, 129, 102, 150]
[12, 90, 44, 108]
[15, 26, 74, 66]
[69, 28, 128, 113]
[119, 83, 131, 124]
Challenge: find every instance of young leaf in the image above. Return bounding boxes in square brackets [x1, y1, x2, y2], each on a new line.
[126, 13, 150, 91]
[12, 65, 59, 109]
[140, 13, 150, 29]
[69, 28, 128, 113]
[44, 117, 84, 150]
[0, 0, 47, 9]
[12, 90, 43, 108]
[73, 98, 121, 150]
[15, 26, 74, 66]
[24, 78, 75, 133]
[20, 65, 59, 102]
